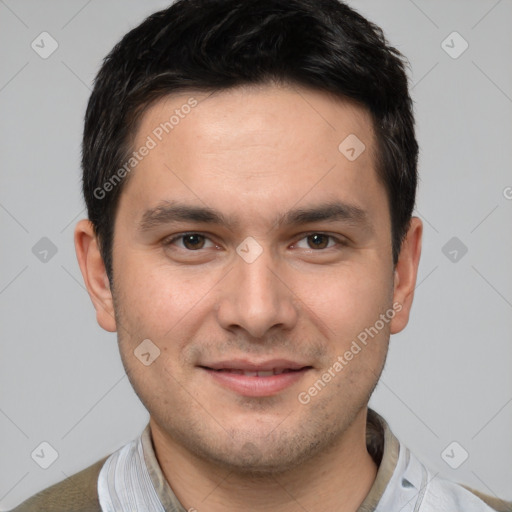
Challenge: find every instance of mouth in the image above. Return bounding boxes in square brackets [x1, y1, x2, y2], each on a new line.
[198, 359, 313, 397]
[209, 368, 303, 377]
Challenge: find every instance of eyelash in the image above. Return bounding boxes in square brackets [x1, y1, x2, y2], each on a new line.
[162, 232, 348, 251]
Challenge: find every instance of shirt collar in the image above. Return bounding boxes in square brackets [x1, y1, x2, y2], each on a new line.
[358, 408, 400, 511]
[98, 408, 400, 512]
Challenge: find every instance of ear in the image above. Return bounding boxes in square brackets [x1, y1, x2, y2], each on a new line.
[390, 216, 422, 334]
[74, 219, 117, 332]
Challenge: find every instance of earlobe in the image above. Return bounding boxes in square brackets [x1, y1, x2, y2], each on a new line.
[390, 217, 422, 334]
[74, 219, 117, 332]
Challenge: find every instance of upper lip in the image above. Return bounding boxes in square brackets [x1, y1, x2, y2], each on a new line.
[200, 359, 311, 371]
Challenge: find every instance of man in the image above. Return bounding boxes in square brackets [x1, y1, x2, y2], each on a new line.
[11, 0, 511, 510]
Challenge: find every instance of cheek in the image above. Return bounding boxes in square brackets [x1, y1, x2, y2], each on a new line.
[296, 264, 393, 335]
[114, 254, 218, 343]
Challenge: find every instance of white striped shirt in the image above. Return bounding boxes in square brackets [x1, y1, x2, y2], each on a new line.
[96, 410, 503, 511]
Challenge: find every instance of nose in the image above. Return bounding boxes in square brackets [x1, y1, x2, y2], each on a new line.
[215, 247, 299, 339]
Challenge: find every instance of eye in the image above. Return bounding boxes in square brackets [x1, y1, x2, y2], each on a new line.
[293, 233, 344, 250]
[164, 233, 216, 250]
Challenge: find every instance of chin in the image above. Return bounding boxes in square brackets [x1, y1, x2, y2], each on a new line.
[184, 424, 341, 477]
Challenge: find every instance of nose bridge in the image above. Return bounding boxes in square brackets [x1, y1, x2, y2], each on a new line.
[216, 244, 297, 338]
[240, 251, 279, 307]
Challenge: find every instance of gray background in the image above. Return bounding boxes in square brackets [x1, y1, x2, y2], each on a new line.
[1, 0, 511, 509]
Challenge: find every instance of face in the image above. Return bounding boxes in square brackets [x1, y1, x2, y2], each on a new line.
[79, 85, 420, 474]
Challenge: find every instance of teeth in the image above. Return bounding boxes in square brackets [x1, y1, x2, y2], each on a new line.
[254, 370, 274, 377]
[218, 368, 295, 376]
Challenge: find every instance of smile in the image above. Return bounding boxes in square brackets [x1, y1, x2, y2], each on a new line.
[213, 368, 302, 377]
[199, 360, 312, 397]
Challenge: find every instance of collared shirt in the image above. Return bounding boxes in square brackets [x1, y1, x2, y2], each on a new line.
[96, 409, 506, 511]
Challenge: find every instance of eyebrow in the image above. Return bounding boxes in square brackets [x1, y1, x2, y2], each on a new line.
[139, 202, 234, 232]
[138, 200, 370, 233]
[278, 201, 368, 229]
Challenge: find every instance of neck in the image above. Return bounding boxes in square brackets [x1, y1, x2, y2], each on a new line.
[150, 408, 378, 512]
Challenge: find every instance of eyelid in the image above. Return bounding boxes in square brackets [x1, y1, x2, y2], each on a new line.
[291, 232, 348, 250]
[162, 231, 348, 251]
[163, 232, 217, 249]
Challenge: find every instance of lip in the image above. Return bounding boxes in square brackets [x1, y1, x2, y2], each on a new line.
[199, 359, 312, 397]
[202, 358, 309, 372]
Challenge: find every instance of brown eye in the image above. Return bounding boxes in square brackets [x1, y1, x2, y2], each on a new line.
[307, 234, 330, 249]
[163, 233, 217, 252]
[293, 233, 345, 252]
[182, 234, 206, 250]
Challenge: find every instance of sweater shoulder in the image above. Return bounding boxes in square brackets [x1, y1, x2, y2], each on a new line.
[9, 456, 109, 512]
[461, 485, 512, 512]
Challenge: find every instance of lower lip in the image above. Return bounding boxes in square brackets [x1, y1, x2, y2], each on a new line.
[202, 368, 310, 397]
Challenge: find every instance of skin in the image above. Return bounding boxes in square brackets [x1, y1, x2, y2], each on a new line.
[75, 84, 422, 512]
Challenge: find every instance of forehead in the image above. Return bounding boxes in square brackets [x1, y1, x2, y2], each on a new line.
[135, 85, 375, 165]
[118, 84, 386, 231]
